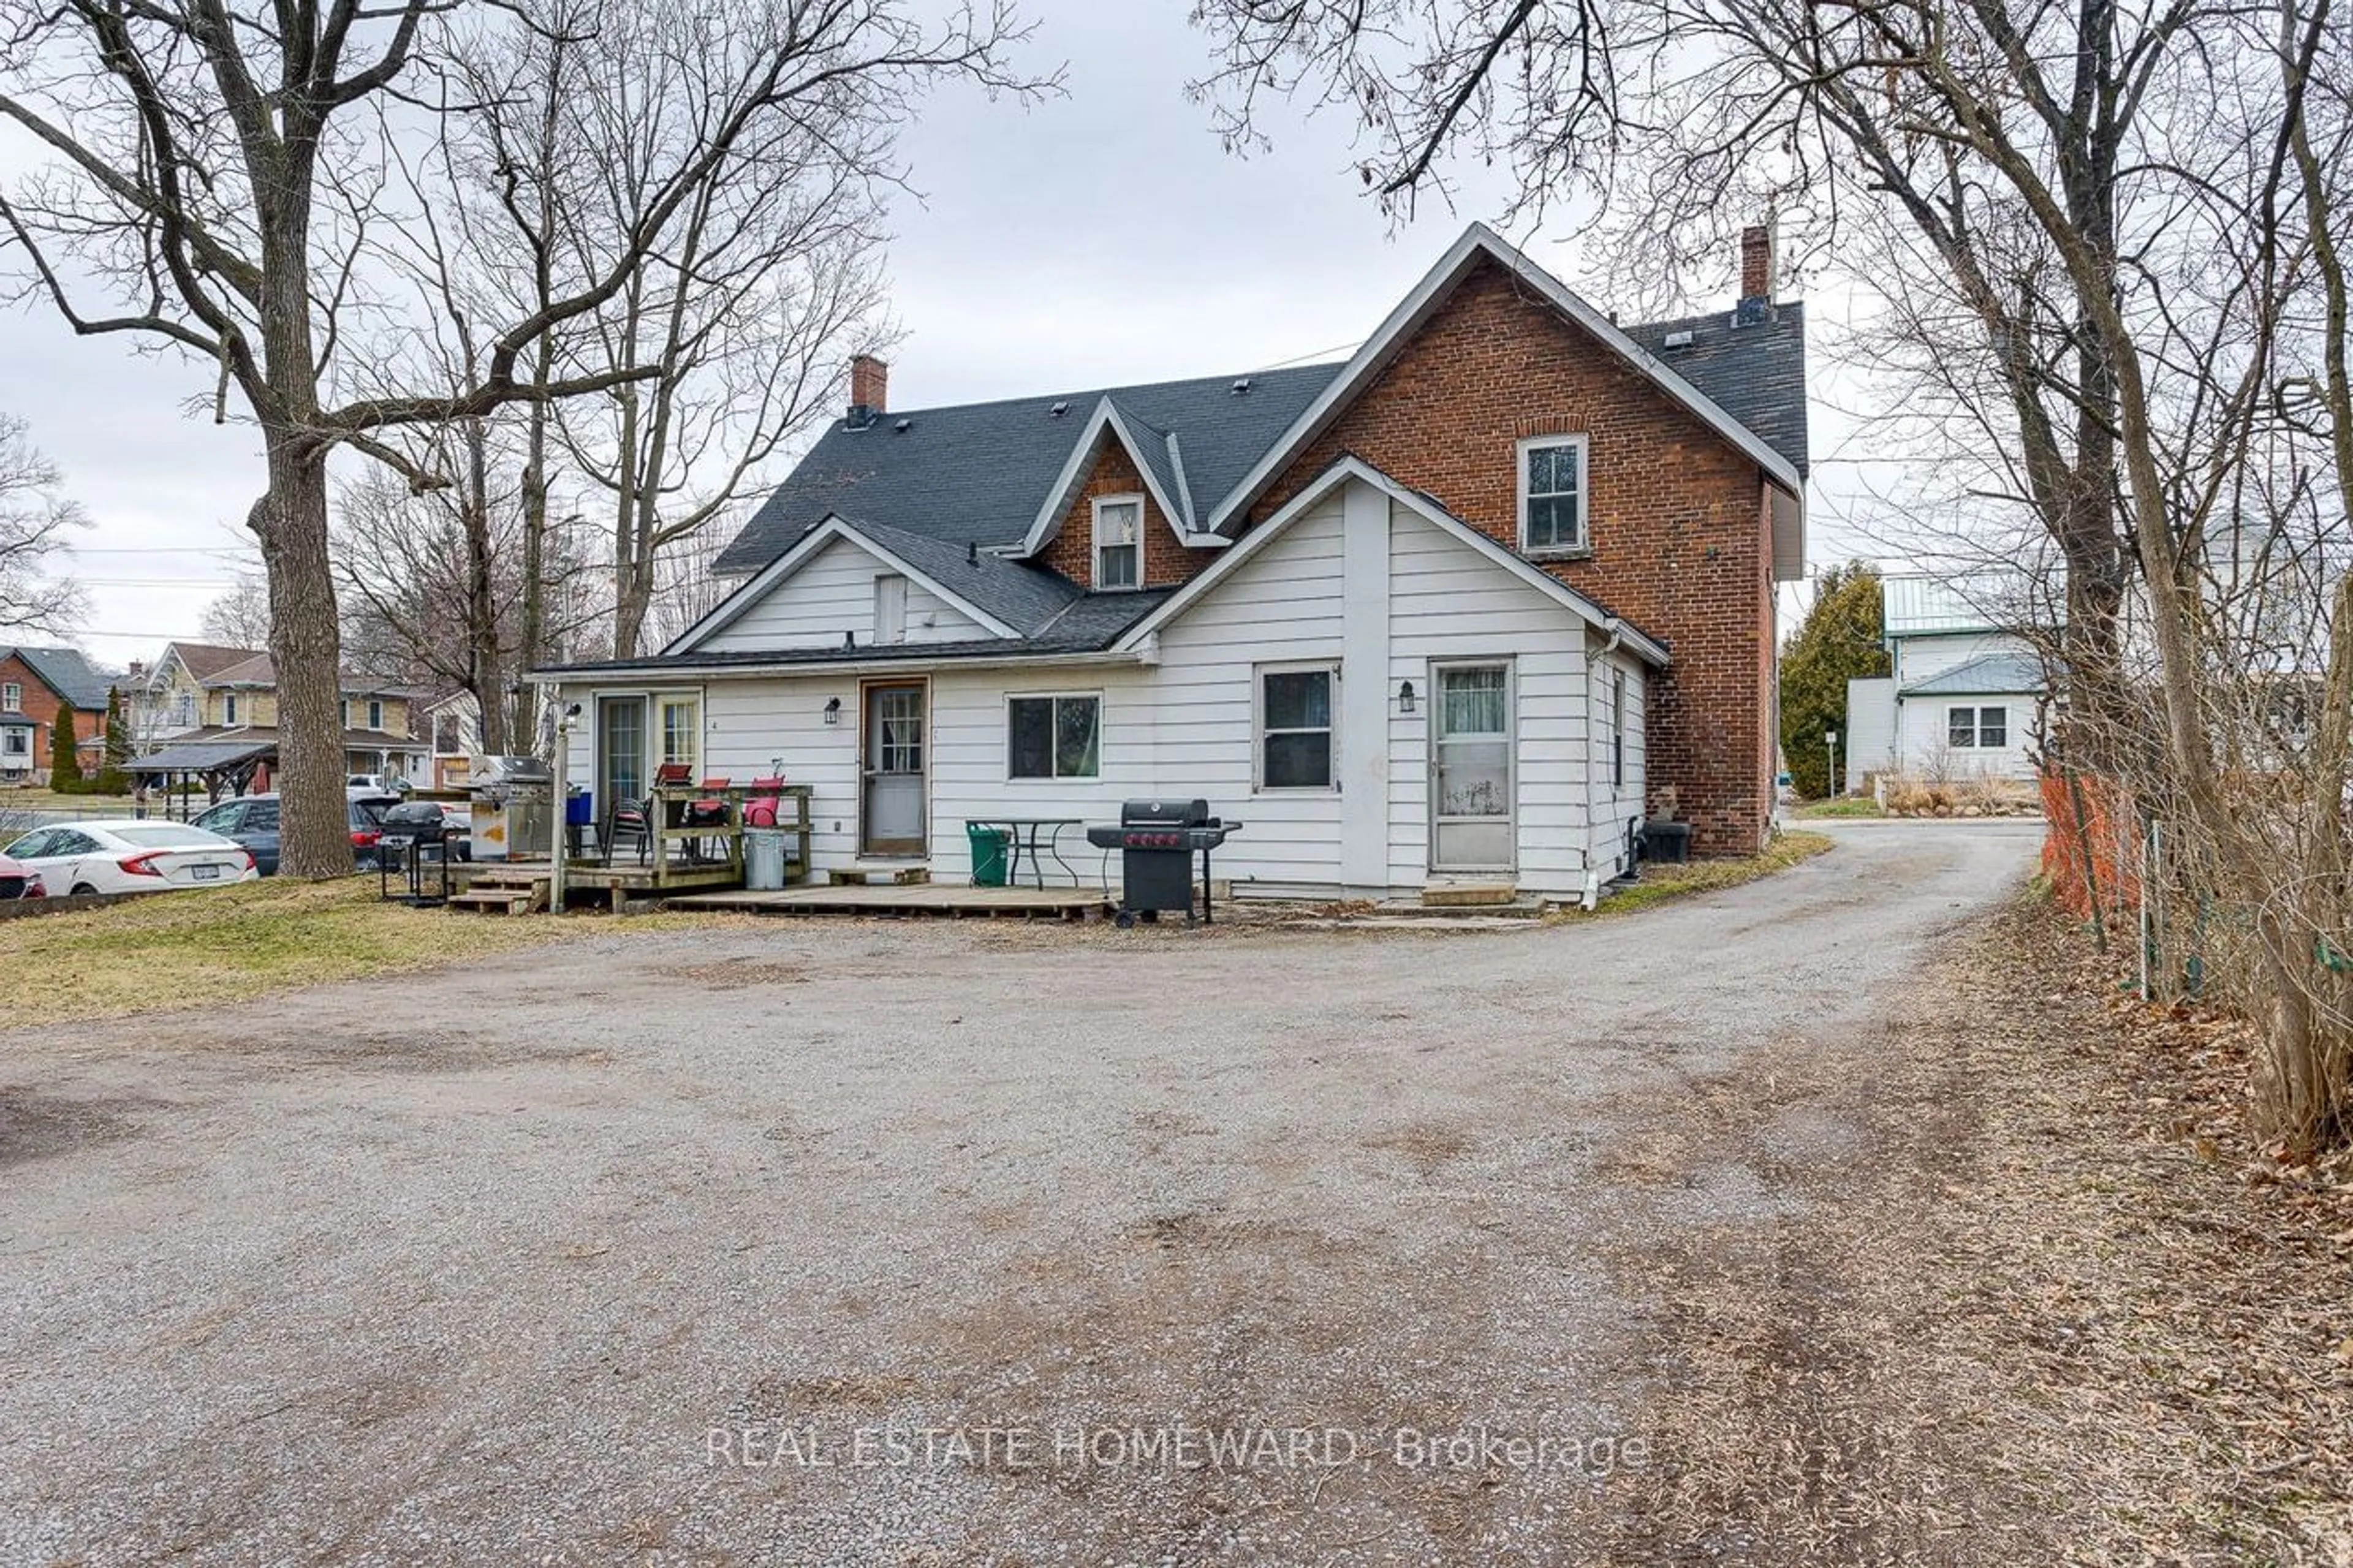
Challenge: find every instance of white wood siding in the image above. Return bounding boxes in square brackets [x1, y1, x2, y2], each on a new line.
[558, 477, 1628, 898]
[693, 537, 992, 654]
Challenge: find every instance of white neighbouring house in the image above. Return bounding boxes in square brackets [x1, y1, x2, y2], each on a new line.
[1844, 575, 2048, 789]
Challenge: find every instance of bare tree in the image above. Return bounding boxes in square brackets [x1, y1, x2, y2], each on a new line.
[0, 412, 87, 632]
[0, 0, 1036, 874]
[1188, 0, 2353, 1149]
[198, 571, 271, 649]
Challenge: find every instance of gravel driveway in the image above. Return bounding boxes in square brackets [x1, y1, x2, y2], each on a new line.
[1, 820, 2037, 1566]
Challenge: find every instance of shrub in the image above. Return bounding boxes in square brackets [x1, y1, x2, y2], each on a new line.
[48, 705, 82, 792]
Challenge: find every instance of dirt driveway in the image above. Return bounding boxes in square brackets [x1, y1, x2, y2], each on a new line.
[1, 821, 2037, 1566]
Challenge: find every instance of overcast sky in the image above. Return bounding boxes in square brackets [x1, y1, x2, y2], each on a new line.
[0, 0, 1870, 669]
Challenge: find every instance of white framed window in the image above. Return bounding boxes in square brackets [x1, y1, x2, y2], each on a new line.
[172, 691, 194, 725]
[222, 693, 240, 724]
[1610, 667, 1627, 789]
[1947, 705, 2009, 749]
[1093, 495, 1143, 590]
[658, 694, 701, 776]
[1, 683, 18, 710]
[1006, 693, 1101, 780]
[2, 729, 27, 758]
[1257, 662, 1338, 790]
[339, 699, 350, 729]
[366, 698, 384, 731]
[1517, 433, 1589, 555]
[873, 574, 908, 646]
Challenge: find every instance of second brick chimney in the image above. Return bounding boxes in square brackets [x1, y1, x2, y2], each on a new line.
[848, 354, 889, 428]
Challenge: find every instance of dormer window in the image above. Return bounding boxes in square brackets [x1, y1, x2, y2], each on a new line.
[1518, 434, 1589, 556]
[1093, 495, 1142, 590]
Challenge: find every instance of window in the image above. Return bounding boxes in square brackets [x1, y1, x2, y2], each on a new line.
[223, 694, 239, 724]
[1, 683, 18, 710]
[1611, 668, 1627, 790]
[172, 691, 194, 725]
[873, 574, 908, 646]
[1093, 496, 1142, 590]
[366, 699, 384, 731]
[2, 728, 28, 759]
[339, 699, 350, 728]
[1258, 665, 1336, 790]
[1947, 705, 2009, 749]
[1517, 434, 1589, 554]
[1007, 695, 1100, 779]
[658, 695, 700, 775]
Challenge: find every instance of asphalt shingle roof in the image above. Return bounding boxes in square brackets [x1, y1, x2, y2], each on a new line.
[1622, 303, 1809, 477]
[713, 364, 1343, 575]
[4, 645, 114, 710]
[836, 517, 1078, 635]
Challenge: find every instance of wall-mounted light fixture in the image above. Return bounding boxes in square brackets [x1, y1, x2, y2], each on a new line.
[1397, 679, 1417, 715]
[823, 697, 843, 726]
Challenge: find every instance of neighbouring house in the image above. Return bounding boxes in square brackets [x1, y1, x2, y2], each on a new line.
[538, 222, 1809, 899]
[126, 645, 430, 797]
[1843, 575, 2048, 788]
[0, 645, 115, 784]
[420, 689, 486, 787]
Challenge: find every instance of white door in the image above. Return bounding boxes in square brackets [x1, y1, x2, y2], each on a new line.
[1430, 660, 1515, 873]
[861, 681, 927, 856]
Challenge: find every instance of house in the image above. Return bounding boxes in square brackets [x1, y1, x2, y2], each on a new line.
[0, 645, 115, 784]
[1843, 575, 2047, 787]
[420, 689, 485, 787]
[538, 222, 1809, 900]
[127, 645, 430, 789]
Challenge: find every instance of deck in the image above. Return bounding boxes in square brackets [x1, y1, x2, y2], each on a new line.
[662, 884, 1109, 919]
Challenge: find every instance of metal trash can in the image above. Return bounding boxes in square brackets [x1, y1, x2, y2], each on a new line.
[743, 828, 790, 890]
[966, 822, 1009, 887]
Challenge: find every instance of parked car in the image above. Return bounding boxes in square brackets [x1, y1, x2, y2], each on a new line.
[1, 820, 256, 895]
[347, 773, 411, 796]
[0, 851, 46, 900]
[191, 792, 401, 875]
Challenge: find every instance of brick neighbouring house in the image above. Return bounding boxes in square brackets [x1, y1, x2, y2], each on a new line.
[0, 646, 115, 784]
[540, 223, 1806, 897]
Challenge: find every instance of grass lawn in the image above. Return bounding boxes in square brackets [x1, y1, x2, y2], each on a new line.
[1567, 827, 1836, 918]
[1793, 797, 1884, 819]
[10, 878, 730, 1021]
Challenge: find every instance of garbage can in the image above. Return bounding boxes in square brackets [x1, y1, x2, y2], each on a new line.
[966, 822, 1009, 887]
[743, 827, 790, 890]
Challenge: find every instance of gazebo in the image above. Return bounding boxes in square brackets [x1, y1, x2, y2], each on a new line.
[124, 737, 278, 817]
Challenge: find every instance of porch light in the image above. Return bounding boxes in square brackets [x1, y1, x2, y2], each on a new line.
[824, 697, 843, 726]
[1397, 679, 1417, 715]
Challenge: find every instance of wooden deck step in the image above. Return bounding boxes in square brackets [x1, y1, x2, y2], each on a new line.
[1420, 881, 1518, 908]
[448, 882, 547, 914]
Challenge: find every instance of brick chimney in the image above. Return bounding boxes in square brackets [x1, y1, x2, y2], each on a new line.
[847, 354, 889, 428]
[1740, 224, 1774, 304]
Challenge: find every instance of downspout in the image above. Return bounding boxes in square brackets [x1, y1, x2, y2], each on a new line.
[1584, 625, 1626, 911]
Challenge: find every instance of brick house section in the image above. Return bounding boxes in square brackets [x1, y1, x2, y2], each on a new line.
[0, 651, 107, 777]
[1252, 257, 1779, 855]
[1036, 436, 1221, 591]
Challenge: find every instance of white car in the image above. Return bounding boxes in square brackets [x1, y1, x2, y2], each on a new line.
[2, 819, 260, 896]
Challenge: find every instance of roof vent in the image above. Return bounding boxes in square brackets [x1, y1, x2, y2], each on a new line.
[1048, 401, 1069, 419]
[1662, 329, 1695, 350]
[967, 540, 979, 566]
[893, 417, 912, 433]
[1230, 377, 1252, 395]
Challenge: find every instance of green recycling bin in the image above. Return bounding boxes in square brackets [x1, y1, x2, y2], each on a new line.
[966, 822, 1009, 887]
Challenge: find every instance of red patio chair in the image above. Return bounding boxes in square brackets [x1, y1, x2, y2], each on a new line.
[684, 775, 732, 862]
[743, 775, 787, 828]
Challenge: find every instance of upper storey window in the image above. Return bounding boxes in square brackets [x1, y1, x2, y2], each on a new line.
[1518, 434, 1589, 555]
[1093, 495, 1142, 589]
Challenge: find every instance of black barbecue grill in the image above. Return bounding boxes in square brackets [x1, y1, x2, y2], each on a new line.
[376, 800, 460, 907]
[1086, 798, 1240, 927]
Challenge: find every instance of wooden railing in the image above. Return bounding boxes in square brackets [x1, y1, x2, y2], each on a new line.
[642, 782, 813, 890]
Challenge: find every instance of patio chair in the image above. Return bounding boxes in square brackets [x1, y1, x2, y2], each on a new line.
[684, 775, 732, 862]
[606, 797, 651, 865]
[743, 775, 788, 828]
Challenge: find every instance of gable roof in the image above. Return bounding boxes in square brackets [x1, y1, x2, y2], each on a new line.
[160, 642, 263, 682]
[713, 363, 1341, 575]
[2, 645, 113, 710]
[1209, 224, 1805, 537]
[1621, 304, 1808, 477]
[1115, 456, 1671, 667]
[1900, 650, 2047, 697]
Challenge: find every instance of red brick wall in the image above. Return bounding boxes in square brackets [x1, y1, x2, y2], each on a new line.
[1252, 257, 1778, 855]
[1037, 436, 1219, 591]
[0, 654, 107, 778]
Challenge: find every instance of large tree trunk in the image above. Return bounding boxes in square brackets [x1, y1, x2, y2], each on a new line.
[461, 417, 512, 756]
[255, 426, 354, 877]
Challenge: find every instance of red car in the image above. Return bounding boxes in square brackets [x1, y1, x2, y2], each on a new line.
[0, 850, 48, 900]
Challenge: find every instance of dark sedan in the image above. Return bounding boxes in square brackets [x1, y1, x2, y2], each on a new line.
[189, 793, 400, 875]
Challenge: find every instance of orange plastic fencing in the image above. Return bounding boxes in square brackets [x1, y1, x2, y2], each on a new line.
[2040, 771, 2140, 921]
